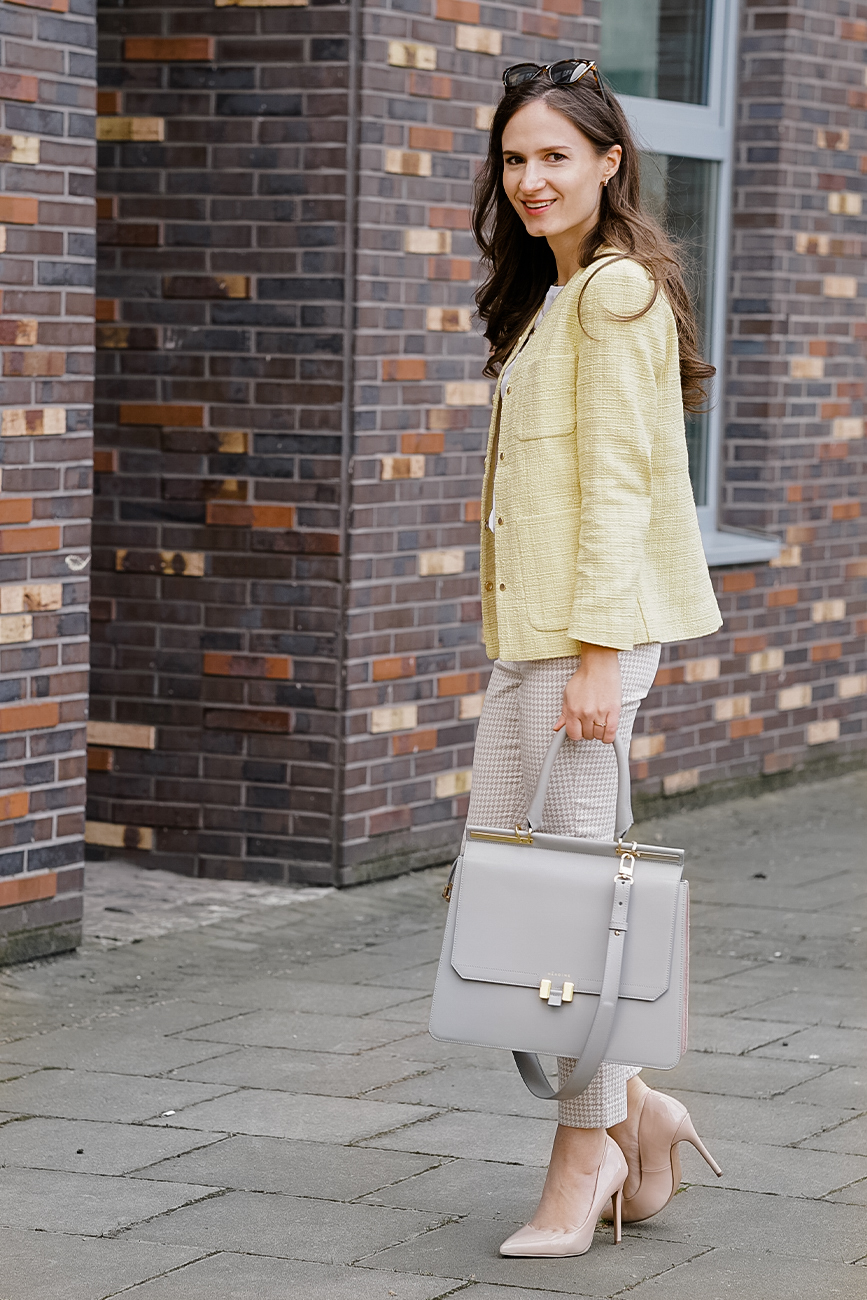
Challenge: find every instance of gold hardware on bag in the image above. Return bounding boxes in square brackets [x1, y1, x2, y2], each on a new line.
[616, 839, 681, 863]
[616, 852, 635, 882]
[539, 978, 574, 1006]
[442, 881, 453, 902]
[469, 825, 533, 846]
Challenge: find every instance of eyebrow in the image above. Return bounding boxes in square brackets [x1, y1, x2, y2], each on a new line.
[501, 144, 573, 155]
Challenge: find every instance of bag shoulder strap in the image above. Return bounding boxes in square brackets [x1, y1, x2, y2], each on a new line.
[511, 866, 634, 1100]
[526, 730, 633, 839]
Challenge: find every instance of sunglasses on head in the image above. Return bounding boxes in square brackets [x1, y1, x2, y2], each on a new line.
[502, 59, 609, 104]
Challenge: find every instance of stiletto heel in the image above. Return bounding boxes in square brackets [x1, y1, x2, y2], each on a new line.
[675, 1113, 723, 1178]
[611, 1187, 622, 1245]
[500, 1135, 628, 1258]
[604, 1088, 723, 1225]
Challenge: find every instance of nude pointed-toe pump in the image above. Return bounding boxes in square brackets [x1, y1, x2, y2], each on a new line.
[606, 1088, 722, 1224]
[499, 1135, 628, 1258]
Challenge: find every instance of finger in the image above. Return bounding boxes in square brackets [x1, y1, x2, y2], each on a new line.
[601, 709, 621, 745]
[553, 714, 565, 732]
[581, 716, 597, 741]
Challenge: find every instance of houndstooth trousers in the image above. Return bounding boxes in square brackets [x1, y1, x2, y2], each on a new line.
[465, 643, 661, 1129]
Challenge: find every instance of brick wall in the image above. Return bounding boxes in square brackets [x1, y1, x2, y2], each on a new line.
[342, 0, 601, 882]
[0, 0, 95, 960]
[82, 0, 866, 894]
[90, 0, 352, 883]
[630, 0, 867, 807]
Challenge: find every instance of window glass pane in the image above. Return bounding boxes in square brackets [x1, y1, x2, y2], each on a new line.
[640, 153, 718, 505]
[600, 0, 712, 105]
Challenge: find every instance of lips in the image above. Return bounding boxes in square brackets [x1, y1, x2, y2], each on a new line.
[522, 199, 555, 213]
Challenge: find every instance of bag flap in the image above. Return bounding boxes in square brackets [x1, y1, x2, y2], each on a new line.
[451, 838, 683, 1002]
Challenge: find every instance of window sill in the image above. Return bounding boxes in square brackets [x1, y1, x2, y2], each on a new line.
[701, 526, 782, 569]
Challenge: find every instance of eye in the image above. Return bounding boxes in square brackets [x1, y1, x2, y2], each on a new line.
[545, 151, 567, 162]
[503, 154, 524, 166]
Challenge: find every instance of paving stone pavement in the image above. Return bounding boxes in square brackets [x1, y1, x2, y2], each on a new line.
[0, 771, 865, 1299]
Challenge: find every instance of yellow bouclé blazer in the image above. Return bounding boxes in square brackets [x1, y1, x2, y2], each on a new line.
[480, 254, 722, 661]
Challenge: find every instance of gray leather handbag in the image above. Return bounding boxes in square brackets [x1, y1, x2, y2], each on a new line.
[428, 730, 688, 1100]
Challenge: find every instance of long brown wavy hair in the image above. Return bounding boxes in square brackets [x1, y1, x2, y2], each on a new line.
[473, 75, 714, 412]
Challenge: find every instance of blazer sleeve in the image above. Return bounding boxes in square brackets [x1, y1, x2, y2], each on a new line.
[567, 261, 667, 651]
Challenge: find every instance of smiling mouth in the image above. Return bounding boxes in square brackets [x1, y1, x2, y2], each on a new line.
[522, 199, 556, 213]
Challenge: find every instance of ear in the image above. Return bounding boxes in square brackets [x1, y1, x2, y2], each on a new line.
[603, 143, 623, 184]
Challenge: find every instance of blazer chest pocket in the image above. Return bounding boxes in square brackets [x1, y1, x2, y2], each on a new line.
[515, 508, 580, 631]
[509, 351, 577, 441]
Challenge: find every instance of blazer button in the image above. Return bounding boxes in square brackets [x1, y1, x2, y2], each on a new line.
[499, 582, 506, 591]
[505, 385, 512, 395]
[497, 516, 503, 526]
[499, 452, 505, 461]
[485, 581, 493, 591]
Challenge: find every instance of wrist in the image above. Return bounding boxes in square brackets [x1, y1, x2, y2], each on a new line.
[579, 642, 619, 662]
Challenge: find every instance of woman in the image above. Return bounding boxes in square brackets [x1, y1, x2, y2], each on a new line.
[465, 60, 723, 1259]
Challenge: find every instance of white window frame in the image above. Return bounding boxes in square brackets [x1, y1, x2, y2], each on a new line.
[615, 0, 780, 566]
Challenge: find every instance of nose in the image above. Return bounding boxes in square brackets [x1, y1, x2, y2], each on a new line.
[518, 163, 546, 193]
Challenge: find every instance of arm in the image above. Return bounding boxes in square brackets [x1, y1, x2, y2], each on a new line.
[555, 642, 621, 743]
[567, 261, 662, 652]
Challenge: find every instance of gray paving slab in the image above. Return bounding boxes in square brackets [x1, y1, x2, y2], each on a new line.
[681, 1014, 803, 1055]
[372, 996, 434, 1024]
[0, 1228, 205, 1300]
[179, 1008, 417, 1053]
[101, 998, 252, 1033]
[0, 1116, 223, 1175]
[368, 1064, 557, 1120]
[290, 951, 431, 984]
[715, 963, 866, 997]
[169, 1044, 435, 1096]
[119, 1189, 448, 1264]
[642, 1089, 848, 1146]
[673, 1135, 867, 1197]
[361, 1109, 557, 1165]
[640, 1052, 827, 1098]
[367, 1030, 530, 1069]
[361, 1154, 547, 1221]
[749, 1024, 867, 1067]
[134, 1135, 443, 1197]
[685, 983, 770, 1017]
[0, 1025, 238, 1074]
[778, 1064, 867, 1109]
[623, 1183, 867, 1260]
[825, 1177, 867, 1206]
[800, 1112, 867, 1156]
[0, 1069, 235, 1122]
[739, 990, 867, 1030]
[0, 1166, 218, 1235]
[363, 961, 442, 991]
[465, 1289, 608, 1300]
[0, 1061, 38, 1082]
[148, 1088, 437, 1142]
[111, 1253, 463, 1300]
[1, 773, 864, 1296]
[358, 1216, 703, 1294]
[186, 977, 424, 1015]
[624, 1249, 866, 1299]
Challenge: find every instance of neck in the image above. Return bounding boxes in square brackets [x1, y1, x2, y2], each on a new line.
[546, 211, 600, 285]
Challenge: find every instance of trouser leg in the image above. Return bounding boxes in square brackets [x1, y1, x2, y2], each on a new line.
[464, 659, 525, 832]
[514, 645, 661, 1129]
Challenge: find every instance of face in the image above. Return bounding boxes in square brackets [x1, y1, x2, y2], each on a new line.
[501, 99, 621, 248]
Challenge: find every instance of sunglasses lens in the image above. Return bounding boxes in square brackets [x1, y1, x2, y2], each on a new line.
[504, 63, 541, 88]
[550, 60, 589, 85]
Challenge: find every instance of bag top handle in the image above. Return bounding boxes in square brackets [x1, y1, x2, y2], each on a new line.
[526, 730, 633, 839]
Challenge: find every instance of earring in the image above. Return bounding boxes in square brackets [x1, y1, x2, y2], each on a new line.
[603, 177, 609, 187]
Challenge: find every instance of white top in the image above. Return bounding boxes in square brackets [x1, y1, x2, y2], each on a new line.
[488, 283, 565, 533]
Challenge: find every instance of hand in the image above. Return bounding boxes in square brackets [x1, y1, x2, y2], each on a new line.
[554, 643, 621, 743]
